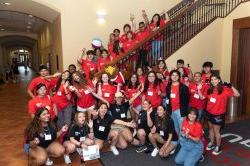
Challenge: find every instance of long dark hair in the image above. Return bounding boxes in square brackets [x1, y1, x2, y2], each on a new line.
[24, 108, 56, 141]
[144, 71, 160, 93]
[187, 108, 199, 121]
[55, 70, 71, 92]
[113, 40, 124, 55]
[151, 13, 161, 27]
[69, 111, 89, 134]
[72, 71, 88, 89]
[169, 70, 181, 83]
[207, 74, 223, 95]
[155, 105, 171, 131]
[127, 73, 140, 89]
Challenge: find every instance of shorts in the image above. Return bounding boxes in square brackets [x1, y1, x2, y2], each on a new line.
[23, 143, 30, 154]
[206, 111, 225, 127]
[111, 124, 126, 132]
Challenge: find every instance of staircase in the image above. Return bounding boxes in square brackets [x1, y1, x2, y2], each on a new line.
[96, 0, 250, 76]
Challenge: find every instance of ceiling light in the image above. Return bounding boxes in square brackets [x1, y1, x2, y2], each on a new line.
[27, 22, 32, 25]
[1, 28, 5, 31]
[27, 25, 32, 29]
[2, 2, 11, 6]
[28, 14, 33, 18]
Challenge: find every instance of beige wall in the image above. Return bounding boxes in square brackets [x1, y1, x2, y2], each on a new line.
[37, 15, 63, 73]
[35, 0, 181, 70]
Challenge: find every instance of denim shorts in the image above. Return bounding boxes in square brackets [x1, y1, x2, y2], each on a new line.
[23, 143, 30, 154]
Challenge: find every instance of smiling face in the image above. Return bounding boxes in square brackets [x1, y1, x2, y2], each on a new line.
[203, 66, 211, 74]
[39, 109, 50, 122]
[72, 73, 80, 82]
[148, 72, 156, 83]
[99, 104, 108, 117]
[157, 106, 165, 118]
[153, 15, 160, 23]
[101, 73, 109, 83]
[76, 112, 86, 125]
[187, 111, 197, 122]
[137, 68, 143, 76]
[62, 71, 70, 80]
[130, 74, 137, 84]
[101, 50, 108, 58]
[142, 100, 151, 111]
[39, 69, 49, 77]
[170, 72, 179, 82]
[37, 86, 47, 96]
[158, 61, 165, 69]
[194, 73, 201, 83]
[210, 76, 220, 86]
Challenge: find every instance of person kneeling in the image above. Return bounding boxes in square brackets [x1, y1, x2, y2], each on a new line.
[63, 112, 95, 164]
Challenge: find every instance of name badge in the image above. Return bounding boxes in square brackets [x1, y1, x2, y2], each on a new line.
[104, 93, 110, 97]
[170, 93, 176, 98]
[84, 90, 90, 94]
[45, 134, 52, 141]
[148, 91, 153, 96]
[80, 137, 86, 142]
[160, 130, 164, 136]
[166, 99, 169, 105]
[57, 91, 62, 96]
[138, 119, 141, 124]
[210, 97, 216, 103]
[194, 93, 199, 99]
[121, 113, 126, 118]
[99, 126, 105, 132]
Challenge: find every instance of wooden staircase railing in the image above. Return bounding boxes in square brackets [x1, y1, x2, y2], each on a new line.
[167, 0, 194, 19]
[96, 0, 250, 77]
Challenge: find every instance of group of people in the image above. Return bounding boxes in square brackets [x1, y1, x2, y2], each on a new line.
[24, 54, 240, 166]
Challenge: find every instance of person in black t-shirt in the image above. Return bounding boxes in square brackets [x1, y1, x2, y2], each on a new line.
[109, 90, 143, 149]
[135, 100, 156, 153]
[149, 105, 178, 157]
[92, 103, 137, 155]
[63, 112, 94, 164]
[24, 108, 68, 166]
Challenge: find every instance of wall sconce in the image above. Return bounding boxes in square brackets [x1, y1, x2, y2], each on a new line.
[96, 10, 107, 23]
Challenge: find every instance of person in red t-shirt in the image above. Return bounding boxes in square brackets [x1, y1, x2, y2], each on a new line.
[175, 108, 203, 166]
[120, 24, 132, 43]
[178, 67, 190, 87]
[52, 70, 72, 128]
[204, 74, 240, 155]
[142, 71, 162, 109]
[28, 83, 57, 120]
[188, 72, 208, 121]
[176, 59, 193, 81]
[97, 49, 111, 71]
[77, 49, 96, 79]
[136, 67, 146, 84]
[108, 33, 118, 61]
[27, 65, 60, 98]
[97, 73, 118, 104]
[201, 61, 213, 83]
[125, 74, 142, 120]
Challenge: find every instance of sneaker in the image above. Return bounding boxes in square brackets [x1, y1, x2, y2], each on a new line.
[110, 145, 119, 155]
[212, 146, 222, 155]
[136, 145, 148, 153]
[64, 154, 72, 164]
[151, 148, 159, 157]
[45, 158, 53, 166]
[199, 154, 205, 162]
[206, 142, 216, 151]
[170, 148, 176, 155]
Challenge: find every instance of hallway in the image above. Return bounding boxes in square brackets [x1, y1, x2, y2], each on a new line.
[0, 67, 101, 166]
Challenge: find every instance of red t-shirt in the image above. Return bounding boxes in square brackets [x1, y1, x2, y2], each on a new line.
[201, 73, 211, 83]
[183, 67, 190, 76]
[28, 77, 52, 96]
[170, 84, 180, 111]
[135, 28, 150, 41]
[138, 75, 146, 84]
[76, 87, 95, 108]
[101, 84, 117, 103]
[189, 82, 208, 110]
[182, 118, 203, 139]
[144, 83, 162, 109]
[149, 19, 166, 40]
[123, 39, 137, 52]
[120, 34, 128, 43]
[52, 85, 71, 111]
[108, 43, 118, 60]
[110, 72, 125, 87]
[28, 95, 55, 120]
[97, 57, 110, 71]
[160, 80, 168, 94]
[206, 87, 234, 115]
[80, 59, 96, 79]
[125, 86, 141, 107]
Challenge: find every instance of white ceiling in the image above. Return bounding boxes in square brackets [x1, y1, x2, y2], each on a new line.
[0, 0, 60, 35]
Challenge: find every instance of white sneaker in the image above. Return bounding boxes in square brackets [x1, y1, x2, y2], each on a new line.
[64, 154, 72, 164]
[151, 148, 159, 157]
[110, 145, 119, 155]
[45, 158, 53, 166]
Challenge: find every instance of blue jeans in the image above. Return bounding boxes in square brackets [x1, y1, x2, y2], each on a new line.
[175, 137, 203, 166]
[57, 104, 72, 128]
[171, 109, 182, 136]
[151, 40, 163, 59]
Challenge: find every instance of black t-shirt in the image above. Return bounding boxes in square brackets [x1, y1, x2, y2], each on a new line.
[137, 110, 156, 130]
[68, 124, 89, 142]
[34, 124, 57, 148]
[109, 101, 130, 121]
[154, 118, 178, 141]
[93, 114, 115, 140]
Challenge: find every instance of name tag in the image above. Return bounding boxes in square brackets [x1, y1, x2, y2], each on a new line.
[84, 90, 90, 94]
[80, 137, 86, 142]
[45, 134, 52, 141]
[194, 93, 199, 99]
[170, 93, 176, 98]
[138, 119, 141, 124]
[210, 97, 216, 103]
[99, 126, 105, 132]
[104, 93, 110, 97]
[166, 99, 169, 105]
[121, 113, 126, 118]
[57, 91, 62, 96]
[160, 130, 164, 136]
[148, 91, 153, 96]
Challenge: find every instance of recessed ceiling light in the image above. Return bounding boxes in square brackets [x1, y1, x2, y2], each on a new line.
[27, 25, 32, 29]
[27, 22, 32, 25]
[2, 2, 11, 6]
[28, 14, 33, 18]
[1, 28, 5, 31]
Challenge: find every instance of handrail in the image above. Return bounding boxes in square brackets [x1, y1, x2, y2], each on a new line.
[167, 0, 194, 19]
[95, 0, 250, 77]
